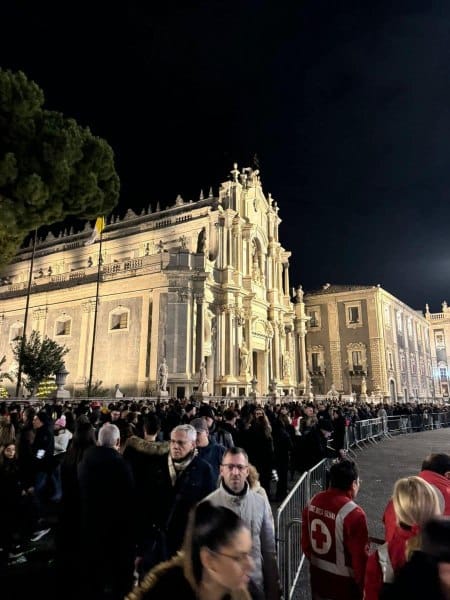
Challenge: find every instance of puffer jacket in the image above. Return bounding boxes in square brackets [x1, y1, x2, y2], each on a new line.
[204, 482, 281, 600]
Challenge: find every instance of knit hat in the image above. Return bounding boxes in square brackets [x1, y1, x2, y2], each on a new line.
[54, 415, 66, 428]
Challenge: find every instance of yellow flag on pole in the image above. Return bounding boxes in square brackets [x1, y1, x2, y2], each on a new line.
[85, 216, 105, 245]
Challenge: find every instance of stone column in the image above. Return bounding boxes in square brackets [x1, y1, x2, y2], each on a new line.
[273, 323, 281, 380]
[283, 263, 290, 296]
[293, 286, 309, 393]
[216, 305, 226, 380]
[226, 307, 234, 377]
[195, 295, 204, 372]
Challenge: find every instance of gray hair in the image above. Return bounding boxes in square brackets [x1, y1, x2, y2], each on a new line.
[171, 424, 197, 443]
[98, 423, 120, 448]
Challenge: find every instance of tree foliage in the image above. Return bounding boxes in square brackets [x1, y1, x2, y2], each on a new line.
[12, 331, 69, 395]
[0, 68, 120, 267]
[0, 354, 12, 383]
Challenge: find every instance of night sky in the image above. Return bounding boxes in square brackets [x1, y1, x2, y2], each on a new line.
[2, 1, 450, 311]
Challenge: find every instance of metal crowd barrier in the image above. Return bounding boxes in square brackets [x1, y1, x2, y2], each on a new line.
[276, 459, 329, 600]
[277, 410, 450, 599]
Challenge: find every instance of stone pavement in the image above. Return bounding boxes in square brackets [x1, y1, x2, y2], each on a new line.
[293, 427, 450, 599]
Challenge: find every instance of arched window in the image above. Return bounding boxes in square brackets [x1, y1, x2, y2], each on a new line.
[55, 316, 72, 337]
[109, 307, 129, 331]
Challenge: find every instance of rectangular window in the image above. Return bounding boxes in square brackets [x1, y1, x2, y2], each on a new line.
[348, 306, 360, 324]
[307, 306, 321, 329]
[396, 311, 403, 333]
[352, 351, 362, 369]
[435, 332, 445, 347]
[309, 310, 319, 328]
[311, 353, 320, 371]
[388, 352, 393, 370]
[407, 318, 413, 339]
[56, 320, 71, 336]
[400, 354, 406, 372]
[384, 304, 391, 326]
[111, 312, 128, 330]
[440, 367, 447, 381]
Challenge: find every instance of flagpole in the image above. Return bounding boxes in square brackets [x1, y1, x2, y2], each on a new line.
[15, 230, 37, 398]
[87, 226, 103, 398]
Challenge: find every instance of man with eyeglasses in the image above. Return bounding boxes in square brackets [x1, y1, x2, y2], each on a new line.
[301, 459, 369, 600]
[204, 447, 281, 600]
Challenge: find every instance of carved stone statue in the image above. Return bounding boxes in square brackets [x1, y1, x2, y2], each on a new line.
[199, 361, 208, 392]
[361, 376, 367, 396]
[240, 342, 249, 375]
[295, 285, 304, 303]
[158, 357, 169, 391]
[196, 227, 207, 254]
[114, 383, 124, 398]
[326, 383, 339, 400]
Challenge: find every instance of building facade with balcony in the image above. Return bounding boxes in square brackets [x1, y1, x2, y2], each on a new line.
[0, 166, 309, 398]
[304, 284, 434, 402]
[424, 301, 450, 400]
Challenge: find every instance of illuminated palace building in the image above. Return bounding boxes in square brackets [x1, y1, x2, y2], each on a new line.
[0, 166, 309, 399]
[0, 166, 448, 402]
[304, 285, 449, 402]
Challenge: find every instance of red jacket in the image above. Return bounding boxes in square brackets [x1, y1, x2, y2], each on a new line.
[382, 470, 450, 542]
[302, 487, 369, 600]
[364, 525, 413, 600]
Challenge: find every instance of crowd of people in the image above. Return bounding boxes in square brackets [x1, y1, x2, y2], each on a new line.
[0, 395, 449, 600]
[301, 451, 450, 600]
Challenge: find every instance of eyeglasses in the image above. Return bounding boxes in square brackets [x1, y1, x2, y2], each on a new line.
[221, 463, 248, 472]
[208, 548, 253, 566]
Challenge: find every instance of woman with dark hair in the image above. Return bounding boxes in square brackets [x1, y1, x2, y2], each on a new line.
[127, 501, 253, 600]
[240, 409, 274, 497]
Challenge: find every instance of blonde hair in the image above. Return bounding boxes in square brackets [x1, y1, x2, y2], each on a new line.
[392, 476, 441, 559]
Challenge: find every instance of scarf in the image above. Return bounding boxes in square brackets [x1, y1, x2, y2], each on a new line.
[168, 449, 197, 486]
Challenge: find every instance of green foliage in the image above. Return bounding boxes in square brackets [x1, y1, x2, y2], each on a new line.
[0, 68, 120, 267]
[12, 331, 69, 395]
[0, 354, 13, 383]
[74, 379, 110, 398]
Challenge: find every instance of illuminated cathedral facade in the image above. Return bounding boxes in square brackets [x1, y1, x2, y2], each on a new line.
[0, 166, 309, 398]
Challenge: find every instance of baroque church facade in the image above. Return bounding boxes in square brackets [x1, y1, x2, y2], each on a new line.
[0, 166, 309, 399]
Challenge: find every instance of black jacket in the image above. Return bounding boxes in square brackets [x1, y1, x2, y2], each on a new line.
[147, 453, 216, 555]
[380, 551, 445, 600]
[32, 424, 54, 473]
[78, 445, 135, 560]
[123, 436, 170, 545]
